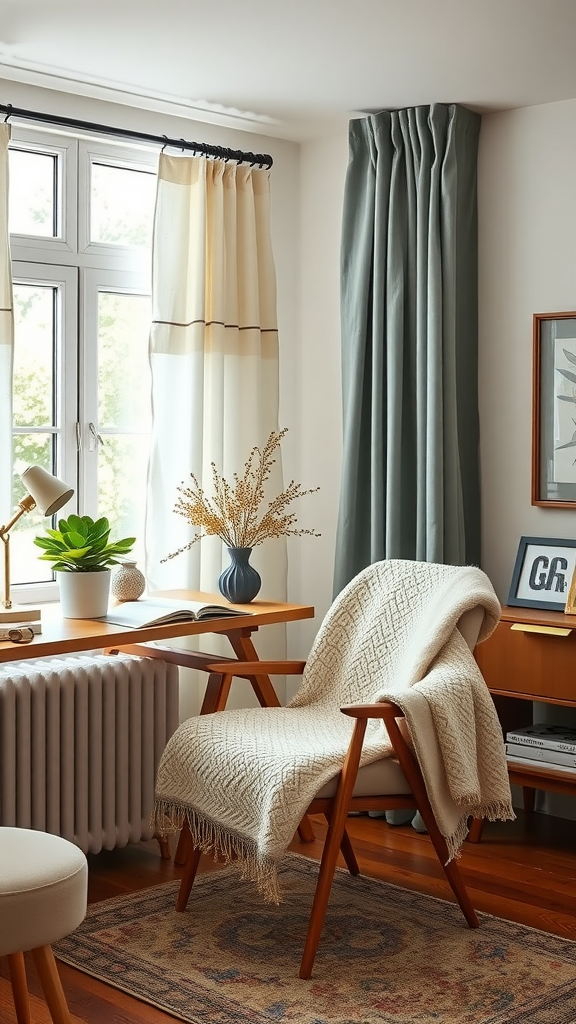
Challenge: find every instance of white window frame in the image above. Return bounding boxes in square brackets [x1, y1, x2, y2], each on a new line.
[78, 140, 157, 274]
[8, 128, 77, 258]
[9, 126, 157, 602]
[11, 261, 78, 604]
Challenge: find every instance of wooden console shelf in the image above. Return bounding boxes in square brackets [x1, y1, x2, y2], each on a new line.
[470, 605, 576, 840]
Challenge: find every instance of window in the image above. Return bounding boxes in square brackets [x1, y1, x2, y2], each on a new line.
[8, 129, 157, 599]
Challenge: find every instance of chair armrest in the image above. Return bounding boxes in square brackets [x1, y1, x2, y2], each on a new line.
[340, 701, 406, 719]
[206, 660, 307, 676]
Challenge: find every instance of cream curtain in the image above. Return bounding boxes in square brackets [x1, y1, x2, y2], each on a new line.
[0, 123, 14, 521]
[146, 155, 286, 601]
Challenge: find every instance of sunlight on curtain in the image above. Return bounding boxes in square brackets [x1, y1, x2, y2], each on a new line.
[146, 155, 286, 604]
[0, 123, 14, 521]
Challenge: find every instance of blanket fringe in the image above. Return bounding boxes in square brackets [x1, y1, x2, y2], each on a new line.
[153, 799, 282, 904]
[444, 800, 516, 863]
[444, 815, 470, 863]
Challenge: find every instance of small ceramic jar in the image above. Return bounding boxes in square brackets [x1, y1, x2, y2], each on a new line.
[111, 561, 146, 601]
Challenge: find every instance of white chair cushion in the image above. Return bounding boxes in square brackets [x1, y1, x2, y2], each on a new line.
[315, 608, 484, 803]
[315, 755, 413, 798]
[0, 827, 87, 955]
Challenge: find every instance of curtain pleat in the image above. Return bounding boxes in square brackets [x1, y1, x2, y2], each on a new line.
[0, 123, 13, 521]
[334, 104, 481, 595]
[146, 155, 286, 602]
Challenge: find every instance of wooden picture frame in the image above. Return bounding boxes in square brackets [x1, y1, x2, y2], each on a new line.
[532, 311, 576, 507]
[508, 535, 576, 611]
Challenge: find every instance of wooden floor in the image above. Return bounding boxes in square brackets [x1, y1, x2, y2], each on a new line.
[2, 810, 576, 1023]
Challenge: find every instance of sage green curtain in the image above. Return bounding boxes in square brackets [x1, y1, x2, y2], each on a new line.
[334, 104, 481, 595]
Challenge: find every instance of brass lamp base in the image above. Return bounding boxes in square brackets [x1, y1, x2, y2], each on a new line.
[0, 605, 42, 624]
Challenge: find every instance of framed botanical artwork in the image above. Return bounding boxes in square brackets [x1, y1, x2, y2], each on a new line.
[532, 311, 576, 507]
[508, 536, 576, 611]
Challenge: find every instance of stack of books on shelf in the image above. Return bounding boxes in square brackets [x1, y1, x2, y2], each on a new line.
[0, 606, 42, 640]
[505, 725, 576, 773]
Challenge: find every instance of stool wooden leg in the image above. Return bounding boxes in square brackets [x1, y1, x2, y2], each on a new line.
[31, 945, 73, 1024]
[174, 821, 192, 866]
[7, 952, 31, 1024]
[176, 845, 203, 912]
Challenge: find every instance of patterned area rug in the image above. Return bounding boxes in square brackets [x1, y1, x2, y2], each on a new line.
[54, 853, 576, 1024]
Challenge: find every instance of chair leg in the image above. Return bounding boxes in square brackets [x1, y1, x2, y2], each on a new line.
[299, 719, 367, 979]
[156, 833, 172, 860]
[340, 826, 360, 876]
[31, 945, 73, 1024]
[323, 813, 359, 876]
[297, 816, 316, 843]
[380, 707, 479, 929]
[176, 844, 203, 912]
[466, 816, 484, 843]
[7, 952, 31, 1024]
[419, 807, 479, 928]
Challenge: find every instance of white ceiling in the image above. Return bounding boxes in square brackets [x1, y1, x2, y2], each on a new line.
[1, 0, 576, 141]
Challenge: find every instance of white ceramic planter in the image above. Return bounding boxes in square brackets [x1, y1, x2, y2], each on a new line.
[58, 569, 111, 619]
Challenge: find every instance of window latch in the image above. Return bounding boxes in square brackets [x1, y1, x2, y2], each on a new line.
[88, 422, 104, 451]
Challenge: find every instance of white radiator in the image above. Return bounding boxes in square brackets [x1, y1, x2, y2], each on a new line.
[0, 653, 179, 853]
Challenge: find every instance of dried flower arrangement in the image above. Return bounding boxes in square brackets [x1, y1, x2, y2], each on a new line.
[162, 428, 320, 562]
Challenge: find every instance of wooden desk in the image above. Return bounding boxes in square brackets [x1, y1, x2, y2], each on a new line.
[470, 604, 576, 840]
[0, 591, 315, 714]
[0, 594, 316, 857]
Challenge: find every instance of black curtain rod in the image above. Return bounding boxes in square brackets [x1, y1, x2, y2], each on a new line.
[0, 102, 273, 169]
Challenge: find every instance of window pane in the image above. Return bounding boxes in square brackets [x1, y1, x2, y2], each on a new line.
[9, 148, 56, 237]
[12, 281, 60, 588]
[11, 435, 54, 586]
[90, 162, 155, 247]
[13, 284, 55, 427]
[97, 289, 151, 562]
[98, 437, 149, 565]
[97, 290, 151, 428]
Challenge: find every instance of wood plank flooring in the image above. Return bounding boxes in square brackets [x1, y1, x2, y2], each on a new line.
[1, 810, 575, 1023]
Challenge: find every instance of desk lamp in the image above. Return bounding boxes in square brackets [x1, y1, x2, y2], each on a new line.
[0, 466, 74, 621]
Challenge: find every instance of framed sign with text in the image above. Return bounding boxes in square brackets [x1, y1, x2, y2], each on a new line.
[508, 536, 576, 611]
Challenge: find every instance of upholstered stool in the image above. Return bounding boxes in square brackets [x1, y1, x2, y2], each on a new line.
[0, 827, 88, 1024]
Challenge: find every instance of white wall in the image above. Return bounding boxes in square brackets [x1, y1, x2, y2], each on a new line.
[479, 98, 576, 601]
[479, 98, 576, 819]
[284, 131, 349, 682]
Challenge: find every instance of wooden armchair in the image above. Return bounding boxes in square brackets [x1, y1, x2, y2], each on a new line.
[173, 604, 484, 979]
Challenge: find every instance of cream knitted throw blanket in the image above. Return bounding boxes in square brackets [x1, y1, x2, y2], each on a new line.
[154, 560, 514, 902]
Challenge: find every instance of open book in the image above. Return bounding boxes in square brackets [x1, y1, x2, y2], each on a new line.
[98, 597, 249, 629]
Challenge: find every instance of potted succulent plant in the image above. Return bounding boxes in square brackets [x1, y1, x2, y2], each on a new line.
[34, 514, 135, 618]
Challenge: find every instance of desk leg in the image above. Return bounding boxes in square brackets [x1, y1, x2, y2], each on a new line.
[199, 672, 234, 714]
[226, 630, 282, 707]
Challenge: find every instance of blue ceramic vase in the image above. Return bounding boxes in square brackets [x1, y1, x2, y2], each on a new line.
[218, 547, 261, 604]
